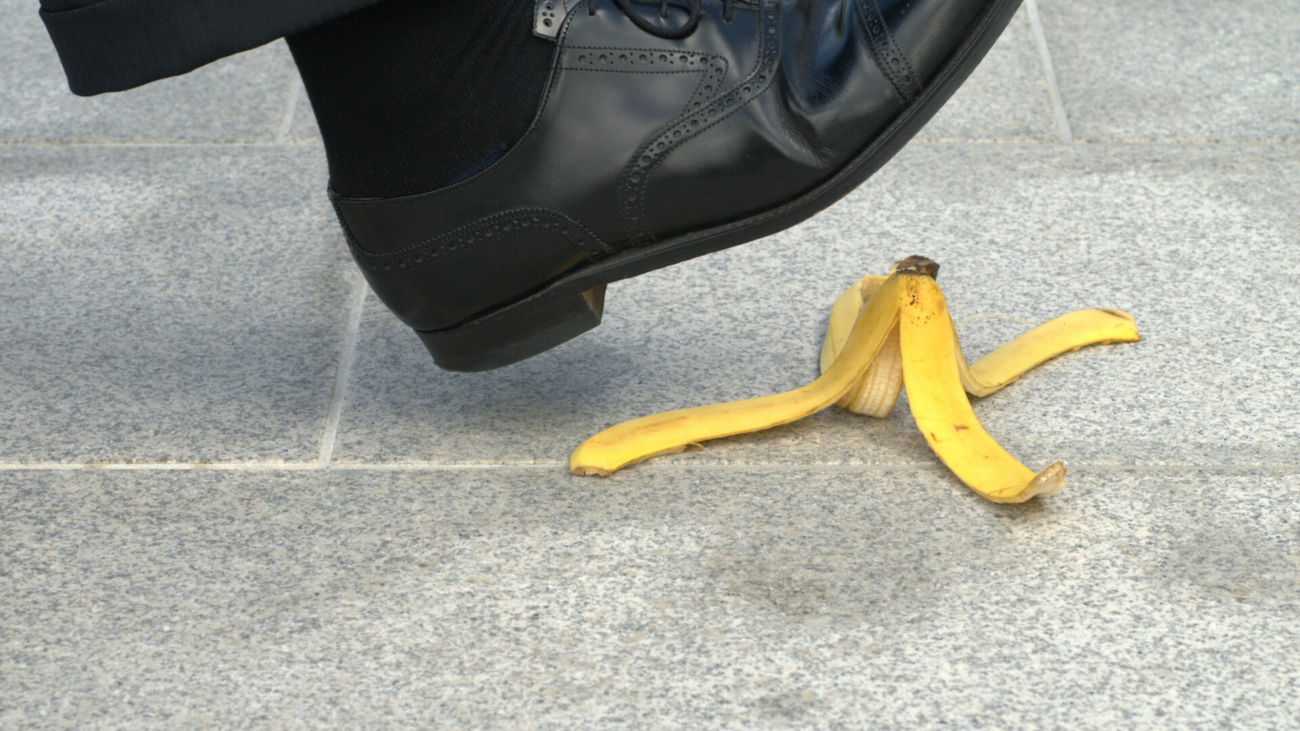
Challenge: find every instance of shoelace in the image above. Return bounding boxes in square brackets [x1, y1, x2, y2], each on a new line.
[589, 0, 734, 40]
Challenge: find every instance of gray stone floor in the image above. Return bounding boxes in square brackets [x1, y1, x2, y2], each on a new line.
[1, 1, 1297, 728]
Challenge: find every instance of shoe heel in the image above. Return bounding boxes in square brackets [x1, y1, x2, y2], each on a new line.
[416, 285, 606, 372]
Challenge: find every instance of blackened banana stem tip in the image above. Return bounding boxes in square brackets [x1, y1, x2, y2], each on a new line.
[894, 255, 940, 279]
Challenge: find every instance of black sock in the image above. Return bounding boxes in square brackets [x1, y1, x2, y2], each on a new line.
[287, 0, 553, 199]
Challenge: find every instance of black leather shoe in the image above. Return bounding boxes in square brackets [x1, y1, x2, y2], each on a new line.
[332, 0, 1021, 371]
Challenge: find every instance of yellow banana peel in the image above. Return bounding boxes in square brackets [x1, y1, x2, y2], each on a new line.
[570, 256, 1140, 503]
[569, 273, 904, 476]
[897, 274, 1065, 502]
[956, 308, 1140, 397]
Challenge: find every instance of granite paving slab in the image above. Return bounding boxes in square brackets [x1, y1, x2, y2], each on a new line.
[3, 466, 1298, 729]
[0, 0, 298, 143]
[1037, 0, 1300, 142]
[0, 146, 352, 463]
[335, 142, 1300, 468]
[915, 4, 1058, 142]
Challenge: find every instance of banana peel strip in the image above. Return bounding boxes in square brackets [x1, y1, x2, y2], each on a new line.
[570, 263, 1140, 505]
[569, 274, 904, 476]
[819, 275, 886, 373]
[898, 275, 1065, 503]
[821, 276, 902, 418]
[821, 275, 1141, 402]
[956, 308, 1140, 397]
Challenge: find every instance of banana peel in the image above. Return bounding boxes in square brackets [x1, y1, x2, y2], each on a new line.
[569, 273, 904, 476]
[570, 256, 1140, 503]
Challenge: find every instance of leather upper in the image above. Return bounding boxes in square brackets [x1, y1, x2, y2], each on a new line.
[333, 0, 997, 332]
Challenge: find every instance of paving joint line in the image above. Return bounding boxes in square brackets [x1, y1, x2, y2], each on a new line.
[1, 462, 1297, 473]
[317, 272, 368, 468]
[1025, 0, 1073, 145]
[274, 79, 303, 145]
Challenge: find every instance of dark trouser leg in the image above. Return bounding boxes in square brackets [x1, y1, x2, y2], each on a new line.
[40, 0, 388, 95]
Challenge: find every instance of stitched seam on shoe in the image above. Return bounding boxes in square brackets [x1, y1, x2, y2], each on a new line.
[336, 3, 726, 211]
[619, 1, 781, 248]
[560, 47, 715, 74]
[558, 69, 704, 74]
[346, 209, 611, 272]
[619, 56, 724, 246]
[565, 44, 712, 51]
[855, 0, 922, 102]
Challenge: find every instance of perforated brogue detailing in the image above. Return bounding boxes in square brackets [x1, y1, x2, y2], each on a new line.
[534, 0, 573, 39]
[616, 2, 781, 248]
[561, 47, 722, 72]
[857, 0, 922, 102]
[341, 208, 612, 274]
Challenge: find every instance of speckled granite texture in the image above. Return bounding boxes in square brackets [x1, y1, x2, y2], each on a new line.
[0, 147, 354, 463]
[2, 0, 1299, 727]
[3, 468, 1300, 729]
[1038, 0, 1300, 142]
[915, 5, 1058, 142]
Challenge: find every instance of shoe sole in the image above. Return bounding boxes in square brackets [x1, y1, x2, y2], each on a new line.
[420, 0, 1025, 371]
